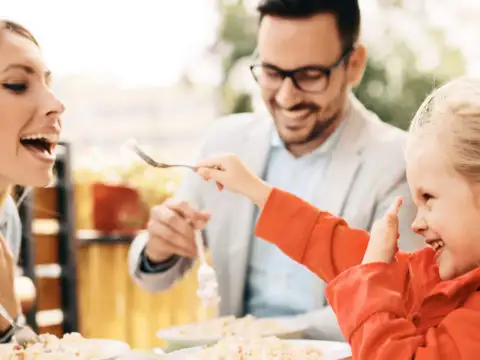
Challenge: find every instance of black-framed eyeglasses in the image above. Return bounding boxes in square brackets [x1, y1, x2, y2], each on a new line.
[249, 47, 354, 93]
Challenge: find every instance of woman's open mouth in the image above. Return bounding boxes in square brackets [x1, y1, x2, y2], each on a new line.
[20, 133, 58, 162]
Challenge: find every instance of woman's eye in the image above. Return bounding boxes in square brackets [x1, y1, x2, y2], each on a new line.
[3, 83, 28, 94]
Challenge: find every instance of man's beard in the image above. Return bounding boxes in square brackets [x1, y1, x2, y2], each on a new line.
[286, 112, 340, 146]
[273, 82, 348, 147]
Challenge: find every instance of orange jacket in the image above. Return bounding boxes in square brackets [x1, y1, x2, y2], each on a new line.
[255, 188, 480, 360]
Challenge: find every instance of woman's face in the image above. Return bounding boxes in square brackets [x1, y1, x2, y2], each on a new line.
[0, 30, 64, 188]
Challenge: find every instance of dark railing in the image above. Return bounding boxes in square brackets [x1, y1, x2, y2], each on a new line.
[16, 187, 37, 330]
[55, 143, 79, 333]
[17, 142, 79, 333]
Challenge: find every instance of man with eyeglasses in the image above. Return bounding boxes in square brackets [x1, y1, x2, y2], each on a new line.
[129, 0, 421, 341]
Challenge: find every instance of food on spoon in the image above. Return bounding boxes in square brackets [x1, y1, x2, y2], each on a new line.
[197, 263, 220, 307]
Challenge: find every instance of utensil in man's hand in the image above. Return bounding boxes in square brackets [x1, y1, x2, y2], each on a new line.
[0, 305, 40, 347]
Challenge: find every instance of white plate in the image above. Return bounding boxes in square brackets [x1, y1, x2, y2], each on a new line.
[89, 339, 131, 359]
[0, 338, 130, 359]
[157, 316, 308, 350]
[165, 340, 351, 360]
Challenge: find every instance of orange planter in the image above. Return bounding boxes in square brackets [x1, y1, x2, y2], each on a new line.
[91, 183, 149, 233]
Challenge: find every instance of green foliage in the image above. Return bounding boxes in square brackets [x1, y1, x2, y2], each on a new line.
[216, 0, 257, 114]
[354, 57, 442, 130]
[355, 36, 464, 130]
[231, 92, 253, 113]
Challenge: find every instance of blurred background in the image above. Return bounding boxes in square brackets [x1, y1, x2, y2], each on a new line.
[3, 0, 480, 351]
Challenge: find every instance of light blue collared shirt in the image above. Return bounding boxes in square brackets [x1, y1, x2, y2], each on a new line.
[244, 124, 344, 317]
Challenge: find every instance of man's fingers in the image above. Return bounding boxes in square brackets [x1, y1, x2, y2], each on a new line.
[165, 200, 211, 224]
[147, 220, 197, 256]
[148, 235, 197, 259]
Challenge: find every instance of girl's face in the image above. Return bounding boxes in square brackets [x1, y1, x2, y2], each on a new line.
[407, 137, 480, 280]
[0, 30, 64, 188]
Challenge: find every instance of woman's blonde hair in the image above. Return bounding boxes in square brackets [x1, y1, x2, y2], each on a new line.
[0, 20, 38, 208]
[409, 77, 480, 183]
[0, 188, 9, 207]
[0, 19, 39, 46]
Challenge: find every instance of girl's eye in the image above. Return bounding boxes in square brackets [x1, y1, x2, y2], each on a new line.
[3, 83, 28, 94]
[422, 193, 434, 202]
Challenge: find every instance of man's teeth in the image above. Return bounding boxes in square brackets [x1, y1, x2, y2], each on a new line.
[21, 133, 58, 142]
[281, 109, 311, 119]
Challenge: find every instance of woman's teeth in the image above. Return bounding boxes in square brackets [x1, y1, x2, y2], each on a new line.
[21, 133, 58, 142]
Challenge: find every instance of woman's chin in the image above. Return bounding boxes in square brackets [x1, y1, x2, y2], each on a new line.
[17, 172, 54, 189]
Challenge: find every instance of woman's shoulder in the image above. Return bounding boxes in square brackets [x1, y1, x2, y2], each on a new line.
[1, 194, 18, 214]
[1, 195, 20, 224]
[0, 195, 22, 261]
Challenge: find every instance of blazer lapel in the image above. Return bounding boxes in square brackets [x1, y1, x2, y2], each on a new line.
[312, 98, 368, 308]
[314, 98, 367, 216]
[227, 114, 273, 315]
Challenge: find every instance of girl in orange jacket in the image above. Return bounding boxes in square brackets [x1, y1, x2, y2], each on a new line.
[196, 77, 480, 359]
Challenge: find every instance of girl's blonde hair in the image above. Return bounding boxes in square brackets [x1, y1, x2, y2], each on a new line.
[409, 77, 480, 183]
[0, 20, 38, 208]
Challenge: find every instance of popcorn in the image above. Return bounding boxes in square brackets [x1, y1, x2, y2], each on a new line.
[177, 315, 288, 339]
[187, 336, 324, 360]
[2, 333, 101, 360]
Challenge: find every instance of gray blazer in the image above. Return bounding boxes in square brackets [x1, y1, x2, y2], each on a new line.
[129, 95, 422, 341]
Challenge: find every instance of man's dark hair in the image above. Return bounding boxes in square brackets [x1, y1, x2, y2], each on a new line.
[257, 0, 360, 51]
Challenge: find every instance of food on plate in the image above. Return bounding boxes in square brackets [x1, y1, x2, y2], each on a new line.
[177, 315, 289, 338]
[2, 332, 103, 359]
[186, 336, 324, 360]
